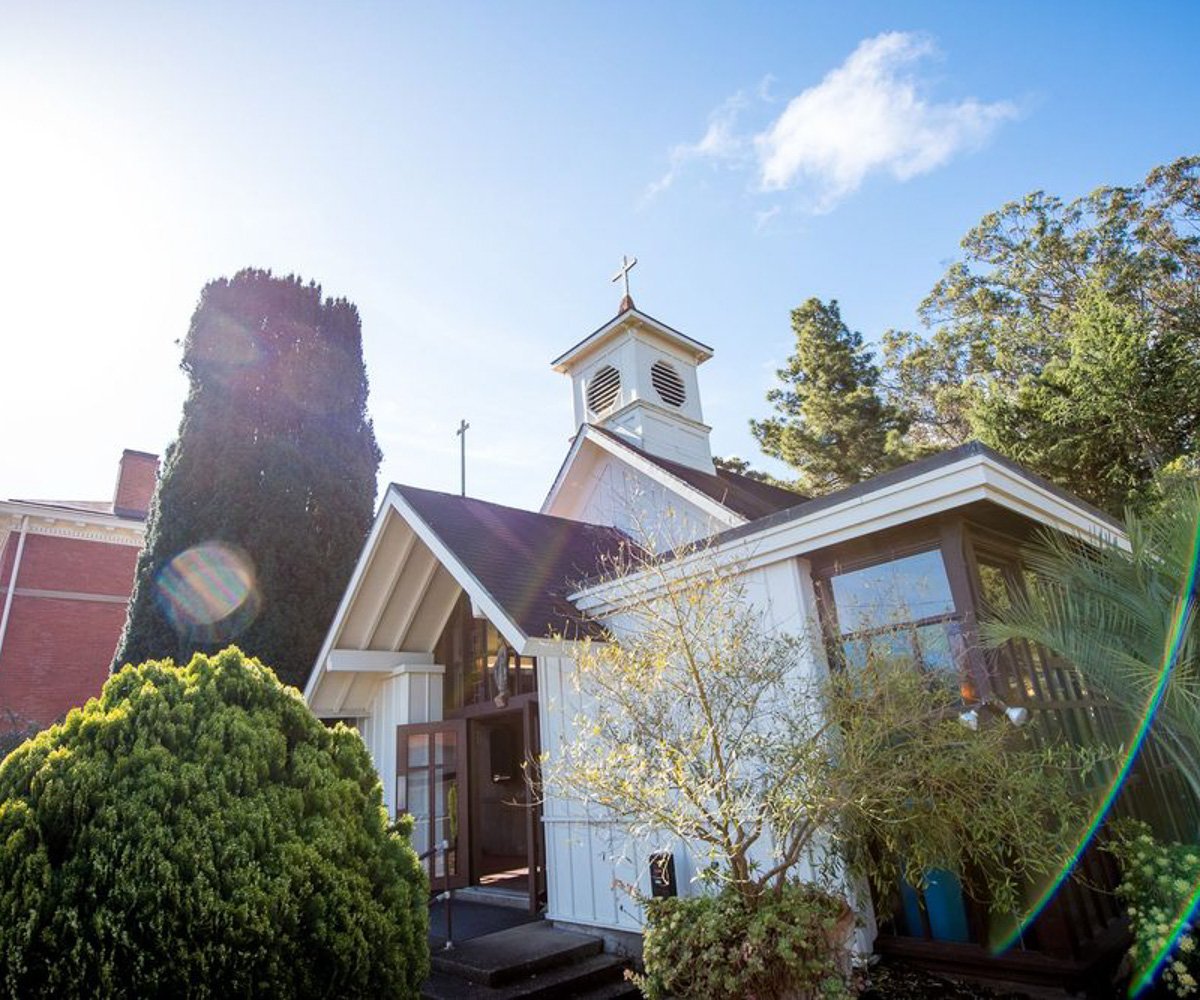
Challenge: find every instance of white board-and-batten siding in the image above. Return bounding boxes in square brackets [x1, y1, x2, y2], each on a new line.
[535, 553, 831, 934]
[355, 661, 445, 818]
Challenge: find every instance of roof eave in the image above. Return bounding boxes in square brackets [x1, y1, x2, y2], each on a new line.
[550, 308, 714, 371]
[570, 448, 1126, 614]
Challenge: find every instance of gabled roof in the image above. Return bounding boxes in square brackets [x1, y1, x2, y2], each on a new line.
[394, 484, 635, 640]
[587, 425, 806, 522]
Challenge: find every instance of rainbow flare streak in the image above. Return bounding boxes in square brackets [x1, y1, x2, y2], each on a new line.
[992, 514, 1200, 987]
[1127, 516, 1200, 997]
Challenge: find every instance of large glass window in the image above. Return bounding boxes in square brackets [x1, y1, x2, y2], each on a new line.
[825, 549, 961, 677]
[436, 593, 538, 714]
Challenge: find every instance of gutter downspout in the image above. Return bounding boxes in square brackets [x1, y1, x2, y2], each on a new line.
[0, 516, 30, 665]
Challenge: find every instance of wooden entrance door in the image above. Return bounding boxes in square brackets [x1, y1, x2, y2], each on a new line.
[396, 720, 469, 890]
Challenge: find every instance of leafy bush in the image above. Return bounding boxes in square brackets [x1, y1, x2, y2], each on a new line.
[634, 882, 854, 1000]
[1110, 822, 1200, 997]
[0, 646, 429, 998]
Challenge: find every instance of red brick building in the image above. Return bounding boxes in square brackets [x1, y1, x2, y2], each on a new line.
[0, 450, 158, 737]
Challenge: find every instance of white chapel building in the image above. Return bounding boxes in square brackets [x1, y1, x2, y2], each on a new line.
[303, 285, 1136, 978]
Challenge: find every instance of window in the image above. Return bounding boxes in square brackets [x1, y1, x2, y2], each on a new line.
[824, 549, 961, 677]
[435, 593, 538, 714]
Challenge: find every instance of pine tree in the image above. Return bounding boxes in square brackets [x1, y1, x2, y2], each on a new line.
[115, 269, 382, 689]
[750, 298, 908, 495]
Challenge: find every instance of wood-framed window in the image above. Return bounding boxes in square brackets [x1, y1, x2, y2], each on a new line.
[435, 593, 538, 715]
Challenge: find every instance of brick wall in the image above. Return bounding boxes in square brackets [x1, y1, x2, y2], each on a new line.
[0, 533, 141, 731]
[0, 595, 129, 726]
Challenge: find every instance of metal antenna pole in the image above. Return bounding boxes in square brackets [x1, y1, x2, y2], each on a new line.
[456, 419, 469, 497]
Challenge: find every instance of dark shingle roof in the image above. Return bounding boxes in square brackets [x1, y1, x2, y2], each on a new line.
[394, 484, 635, 639]
[589, 425, 806, 521]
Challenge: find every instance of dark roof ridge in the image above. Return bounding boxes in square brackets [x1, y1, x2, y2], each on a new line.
[7, 498, 116, 514]
[391, 480, 632, 535]
[586, 424, 806, 520]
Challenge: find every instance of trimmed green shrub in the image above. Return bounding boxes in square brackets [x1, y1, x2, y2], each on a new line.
[1110, 821, 1200, 997]
[634, 882, 853, 1000]
[0, 647, 429, 999]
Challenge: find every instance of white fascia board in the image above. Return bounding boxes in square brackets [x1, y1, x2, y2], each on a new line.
[0, 500, 146, 534]
[303, 488, 402, 703]
[571, 453, 1126, 615]
[522, 636, 588, 658]
[326, 650, 437, 673]
[543, 425, 742, 528]
[540, 429, 590, 515]
[386, 491, 532, 655]
[550, 309, 712, 371]
[978, 463, 1129, 550]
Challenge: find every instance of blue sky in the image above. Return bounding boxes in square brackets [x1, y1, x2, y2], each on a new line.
[3, 2, 1197, 512]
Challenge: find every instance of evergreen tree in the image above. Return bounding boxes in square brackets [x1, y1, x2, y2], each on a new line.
[885, 155, 1200, 511]
[115, 270, 382, 689]
[750, 298, 908, 495]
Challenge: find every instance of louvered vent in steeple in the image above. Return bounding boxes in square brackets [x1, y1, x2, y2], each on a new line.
[651, 360, 686, 408]
[586, 365, 621, 413]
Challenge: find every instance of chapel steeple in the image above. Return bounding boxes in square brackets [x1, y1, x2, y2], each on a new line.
[550, 259, 716, 474]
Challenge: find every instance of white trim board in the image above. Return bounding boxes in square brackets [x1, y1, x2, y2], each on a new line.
[540, 424, 743, 528]
[572, 449, 1126, 616]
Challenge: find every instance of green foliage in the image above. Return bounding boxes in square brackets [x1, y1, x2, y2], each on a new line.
[634, 882, 853, 1000]
[751, 298, 910, 495]
[712, 455, 800, 493]
[980, 483, 1200, 801]
[546, 546, 1089, 918]
[823, 653, 1095, 917]
[967, 285, 1200, 512]
[0, 647, 429, 999]
[885, 155, 1200, 512]
[115, 269, 382, 688]
[1109, 821, 1200, 997]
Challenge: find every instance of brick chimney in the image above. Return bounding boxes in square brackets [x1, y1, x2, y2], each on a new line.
[112, 450, 159, 519]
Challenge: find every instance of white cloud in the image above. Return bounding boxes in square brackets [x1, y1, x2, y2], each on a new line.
[644, 92, 750, 201]
[651, 32, 1017, 213]
[754, 205, 781, 231]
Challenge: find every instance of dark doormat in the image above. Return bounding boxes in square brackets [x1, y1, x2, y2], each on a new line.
[429, 898, 540, 949]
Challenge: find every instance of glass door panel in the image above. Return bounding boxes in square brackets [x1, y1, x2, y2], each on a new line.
[396, 721, 468, 889]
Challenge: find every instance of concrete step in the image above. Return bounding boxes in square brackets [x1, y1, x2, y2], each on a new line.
[422, 952, 630, 1000]
[569, 975, 642, 1000]
[430, 921, 603, 987]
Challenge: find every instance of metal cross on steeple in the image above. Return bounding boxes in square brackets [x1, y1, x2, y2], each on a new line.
[611, 255, 637, 312]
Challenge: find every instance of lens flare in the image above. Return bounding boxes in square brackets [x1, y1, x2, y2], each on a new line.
[991, 515, 1200, 995]
[154, 541, 260, 644]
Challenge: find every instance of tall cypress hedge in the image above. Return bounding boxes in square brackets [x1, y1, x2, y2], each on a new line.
[115, 269, 382, 689]
[0, 647, 429, 998]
